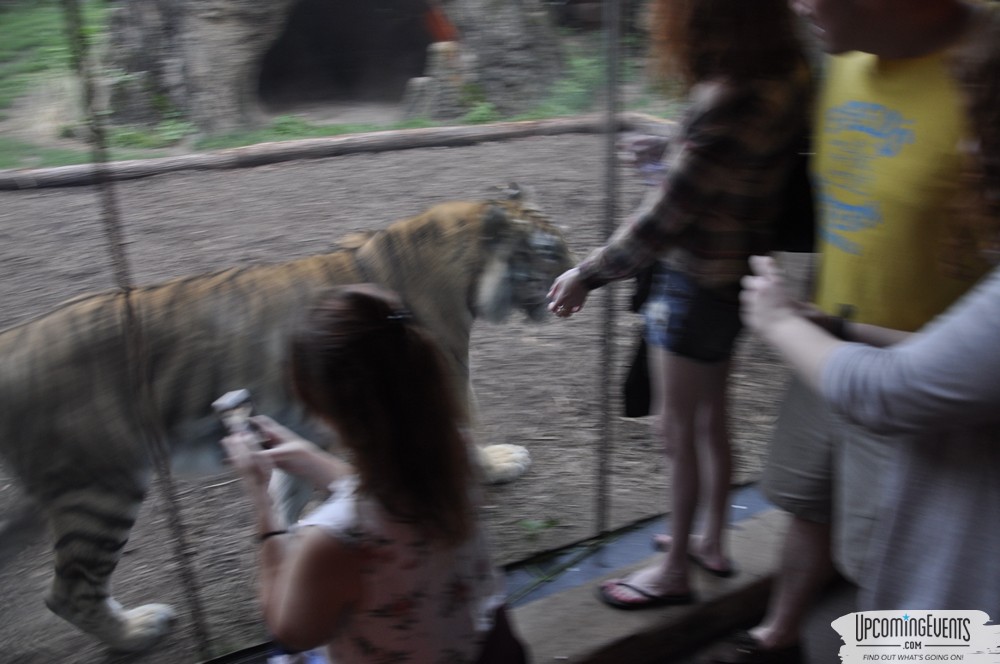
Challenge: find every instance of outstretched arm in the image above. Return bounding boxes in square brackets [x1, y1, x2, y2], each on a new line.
[547, 267, 589, 317]
[743, 256, 1000, 435]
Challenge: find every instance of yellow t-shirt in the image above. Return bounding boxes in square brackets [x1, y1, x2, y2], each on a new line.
[814, 51, 983, 331]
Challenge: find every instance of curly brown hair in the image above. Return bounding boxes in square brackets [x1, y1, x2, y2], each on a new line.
[289, 284, 474, 546]
[941, 9, 1000, 275]
[648, 0, 808, 89]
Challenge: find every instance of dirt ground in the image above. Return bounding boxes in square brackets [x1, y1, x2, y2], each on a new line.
[0, 132, 806, 663]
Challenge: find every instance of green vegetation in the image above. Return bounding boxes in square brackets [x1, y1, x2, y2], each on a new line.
[0, 136, 92, 169]
[194, 115, 437, 152]
[518, 517, 561, 542]
[459, 102, 501, 125]
[0, 0, 103, 115]
[543, 52, 607, 115]
[0, 0, 105, 167]
[108, 117, 196, 150]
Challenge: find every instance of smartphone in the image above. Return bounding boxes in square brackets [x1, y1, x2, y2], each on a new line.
[212, 389, 266, 446]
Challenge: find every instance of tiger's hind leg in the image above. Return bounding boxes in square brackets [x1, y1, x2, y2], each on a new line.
[43, 481, 175, 651]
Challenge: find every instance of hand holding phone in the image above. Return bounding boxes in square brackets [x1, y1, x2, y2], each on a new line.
[213, 389, 268, 448]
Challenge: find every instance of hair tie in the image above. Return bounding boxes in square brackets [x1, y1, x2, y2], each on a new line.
[387, 308, 413, 323]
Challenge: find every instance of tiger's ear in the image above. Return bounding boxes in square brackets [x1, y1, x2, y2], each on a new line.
[481, 204, 514, 247]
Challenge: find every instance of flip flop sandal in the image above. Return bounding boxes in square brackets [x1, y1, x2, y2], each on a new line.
[651, 535, 737, 578]
[596, 579, 695, 610]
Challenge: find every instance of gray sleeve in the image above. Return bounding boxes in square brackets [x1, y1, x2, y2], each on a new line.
[819, 266, 1000, 435]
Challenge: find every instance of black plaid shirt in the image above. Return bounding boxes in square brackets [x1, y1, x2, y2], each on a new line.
[579, 62, 813, 294]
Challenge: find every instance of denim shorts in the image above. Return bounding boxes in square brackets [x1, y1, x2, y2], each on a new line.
[641, 266, 742, 362]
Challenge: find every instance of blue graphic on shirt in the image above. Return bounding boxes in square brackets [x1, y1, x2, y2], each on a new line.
[820, 101, 916, 254]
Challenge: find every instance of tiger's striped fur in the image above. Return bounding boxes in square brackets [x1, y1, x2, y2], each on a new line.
[0, 187, 572, 651]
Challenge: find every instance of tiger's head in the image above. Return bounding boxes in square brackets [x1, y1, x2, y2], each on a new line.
[475, 184, 574, 323]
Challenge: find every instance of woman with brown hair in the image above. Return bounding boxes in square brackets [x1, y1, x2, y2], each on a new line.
[549, 0, 813, 608]
[221, 284, 526, 663]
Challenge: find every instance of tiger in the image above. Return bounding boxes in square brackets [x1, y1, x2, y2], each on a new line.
[0, 184, 572, 652]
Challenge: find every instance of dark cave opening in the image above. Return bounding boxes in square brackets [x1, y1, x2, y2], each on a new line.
[257, 0, 443, 111]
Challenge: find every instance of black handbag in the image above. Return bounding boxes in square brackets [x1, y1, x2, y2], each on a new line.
[623, 264, 654, 418]
[772, 138, 817, 253]
[623, 335, 651, 418]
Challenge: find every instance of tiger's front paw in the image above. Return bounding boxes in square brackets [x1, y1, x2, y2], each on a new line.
[110, 603, 177, 652]
[48, 594, 177, 652]
[479, 444, 531, 484]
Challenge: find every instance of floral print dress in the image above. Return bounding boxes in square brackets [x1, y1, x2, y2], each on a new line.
[295, 476, 505, 664]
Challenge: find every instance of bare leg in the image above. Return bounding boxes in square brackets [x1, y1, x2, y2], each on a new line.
[697, 519, 834, 662]
[601, 349, 728, 603]
[652, 359, 733, 573]
[693, 360, 732, 570]
[658, 350, 700, 595]
[749, 516, 835, 650]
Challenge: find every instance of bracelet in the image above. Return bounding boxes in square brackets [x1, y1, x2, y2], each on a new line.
[258, 530, 288, 542]
[828, 315, 847, 340]
[828, 303, 857, 341]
